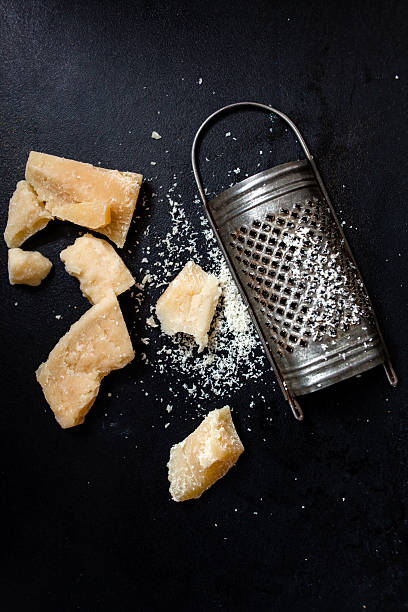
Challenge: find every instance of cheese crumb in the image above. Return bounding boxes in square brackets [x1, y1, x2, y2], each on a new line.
[151, 131, 162, 139]
[146, 315, 158, 328]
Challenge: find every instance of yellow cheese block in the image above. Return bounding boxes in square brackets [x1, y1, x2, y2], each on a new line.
[8, 248, 52, 286]
[4, 180, 53, 247]
[36, 292, 134, 428]
[156, 260, 221, 352]
[60, 233, 135, 304]
[168, 406, 244, 501]
[26, 151, 143, 247]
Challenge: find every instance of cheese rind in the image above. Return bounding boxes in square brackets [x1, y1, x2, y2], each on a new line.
[8, 248, 52, 286]
[168, 406, 244, 501]
[4, 180, 53, 247]
[60, 233, 135, 304]
[26, 151, 143, 247]
[156, 260, 221, 352]
[36, 292, 134, 428]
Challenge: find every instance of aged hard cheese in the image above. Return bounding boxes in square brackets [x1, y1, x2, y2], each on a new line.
[26, 151, 143, 247]
[156, 260, 221, 352]
[8, 248, 52, 286]
[36, 292, 134, 428]
[60, 234, 135, 304]
[168, 406, 244, 502]
[4, 180, 53, 248]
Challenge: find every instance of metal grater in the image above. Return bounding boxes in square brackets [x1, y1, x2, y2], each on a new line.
[191, 102, 397, 420]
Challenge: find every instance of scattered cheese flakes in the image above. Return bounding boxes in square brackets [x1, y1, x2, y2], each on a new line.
[151, 131, 162, 139]
[146, 315, 158, 328]
[233, 167, 241, 174]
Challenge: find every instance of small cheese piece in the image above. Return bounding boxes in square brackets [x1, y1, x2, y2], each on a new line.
[26, 151, 143, 247]
[50, 200, 111, 230]
[4, 180, 53, 247]
[60, 234, 135, 304]
[156, 260, 221, 352]
[168, 406, 244, 501]
[8, 248, 52, 286]
[36, 292, 134, 428]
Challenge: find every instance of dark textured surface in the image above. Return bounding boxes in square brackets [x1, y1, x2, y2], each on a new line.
[0, 1, 407, 610]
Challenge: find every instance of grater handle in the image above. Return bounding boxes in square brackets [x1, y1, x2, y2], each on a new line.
[191, 101, 313, 205]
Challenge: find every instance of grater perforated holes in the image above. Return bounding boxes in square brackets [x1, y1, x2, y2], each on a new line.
[228, 194, 372, 355]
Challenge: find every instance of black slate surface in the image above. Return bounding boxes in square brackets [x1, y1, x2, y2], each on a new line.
[1, 1, 407, 610]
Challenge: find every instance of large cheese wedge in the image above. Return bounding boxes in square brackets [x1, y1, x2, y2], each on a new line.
[168, 406, 244, 501]
[8, 248, 52, 286]
[26, 151, 143, 247]
[156, 260, 221, 352]
[60, 234, 135, 304]
[36, 292, 134, 428]
[4, 180, 53, 247]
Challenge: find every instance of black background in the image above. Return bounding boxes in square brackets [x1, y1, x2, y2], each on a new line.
[1, 1, 407, 610]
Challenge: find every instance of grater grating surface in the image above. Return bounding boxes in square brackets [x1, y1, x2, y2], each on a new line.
[192, 102, 397, 420]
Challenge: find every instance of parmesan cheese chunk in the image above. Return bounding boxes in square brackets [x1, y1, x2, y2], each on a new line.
[4, 180, 53, 248]
[26, 151, 143, 247]
[168, 406, 244, 501]
[156, 260, 221, 352]
[60, 234, 135, 304]
[36, 292, 134, 428]
[8, 248, 52, 286]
